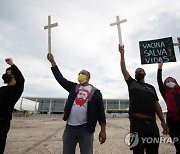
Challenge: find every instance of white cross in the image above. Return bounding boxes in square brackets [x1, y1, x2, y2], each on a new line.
[173, 43, 180, 46]
[174, 38, 180, 47]
[110, 16, 127, 46]
[44, 15, 58, 53]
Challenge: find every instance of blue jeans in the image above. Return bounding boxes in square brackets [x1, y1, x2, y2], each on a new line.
[63, 123, 94, 154]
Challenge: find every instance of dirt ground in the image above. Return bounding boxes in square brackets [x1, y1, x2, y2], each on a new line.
[4, 115, 176, 154]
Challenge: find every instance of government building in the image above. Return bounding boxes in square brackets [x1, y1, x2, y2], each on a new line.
[20, 97, 129, 114]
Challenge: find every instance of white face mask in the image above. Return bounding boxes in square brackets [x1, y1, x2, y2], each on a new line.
[166, 81, 176, 88]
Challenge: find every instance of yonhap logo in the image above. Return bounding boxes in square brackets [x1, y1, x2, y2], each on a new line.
[124, 132, 178, 148]
[124, 132, 139, 148]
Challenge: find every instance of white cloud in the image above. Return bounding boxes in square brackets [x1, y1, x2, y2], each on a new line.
[0, 0, 180, 110]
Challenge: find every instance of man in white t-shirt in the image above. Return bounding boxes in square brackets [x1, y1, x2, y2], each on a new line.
[47, 53, 106, 154]
[68, 85, 91, 126]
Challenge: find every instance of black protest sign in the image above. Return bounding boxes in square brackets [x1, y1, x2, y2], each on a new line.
[139, 37, 176, 64]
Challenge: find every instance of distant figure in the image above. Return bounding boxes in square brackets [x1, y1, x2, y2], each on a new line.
[0, 58, 25, 153]
[113, 113, 116, 118]
[119, 45, 168, 154]
[157, 62, 180, 154]
[47, 53, 106, 154]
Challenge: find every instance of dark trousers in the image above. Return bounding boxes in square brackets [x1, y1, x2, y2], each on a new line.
[167, 115, 180, 154]
[130, 117, 160, 154]
[0, 119, 10, 154]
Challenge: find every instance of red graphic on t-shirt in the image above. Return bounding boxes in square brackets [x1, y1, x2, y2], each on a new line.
[75, 89, 90, 106]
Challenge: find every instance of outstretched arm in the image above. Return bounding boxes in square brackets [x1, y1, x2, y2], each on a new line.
[157, 62, 165, 99]
[118, 44, 130, 80]
[47, 52, 75, 92]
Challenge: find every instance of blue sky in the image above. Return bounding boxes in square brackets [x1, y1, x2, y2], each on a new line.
[0, 0, 180, 110]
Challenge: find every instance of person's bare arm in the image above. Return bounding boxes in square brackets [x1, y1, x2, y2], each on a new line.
[99, 123, 106, 144]
[118, 44, 130, 80]
[155, 101, 169, 135]
[158, 62, 163, 69]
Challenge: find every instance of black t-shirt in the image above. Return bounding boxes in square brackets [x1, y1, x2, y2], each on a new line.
[126, 76, 159, 119]
[0, 65, 25, 120]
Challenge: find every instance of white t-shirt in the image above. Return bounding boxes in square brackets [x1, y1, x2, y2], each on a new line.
[67, 85, 92, 126]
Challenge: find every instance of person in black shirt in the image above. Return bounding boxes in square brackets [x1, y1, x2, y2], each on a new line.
[119, 45, 168, 154]
[0, 58, 25, 154]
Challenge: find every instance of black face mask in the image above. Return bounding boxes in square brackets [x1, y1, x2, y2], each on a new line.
[2, 73, 12, 83]
[135, 73, 145, 81]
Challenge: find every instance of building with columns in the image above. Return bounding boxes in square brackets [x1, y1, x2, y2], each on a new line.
[20, 97, 129, 114]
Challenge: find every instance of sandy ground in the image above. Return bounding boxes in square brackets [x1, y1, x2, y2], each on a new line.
[4, 115, 176, 154]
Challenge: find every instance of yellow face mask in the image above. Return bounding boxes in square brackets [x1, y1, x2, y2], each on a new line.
[78, 74, 88, 84]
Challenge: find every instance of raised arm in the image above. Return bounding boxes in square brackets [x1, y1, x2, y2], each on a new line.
[47, 52, 57, 67]
[47, 52, 75, 92]
[5, 58, 25, 85]
[118, 44, 130, 80]
[157, 62, 165, 99]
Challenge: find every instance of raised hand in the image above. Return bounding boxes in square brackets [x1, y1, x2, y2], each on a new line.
[47, 52, 56, 67]
[118, 44, 124, 54]
[158, 62, 163, 69]
[5, 58, 14, 66]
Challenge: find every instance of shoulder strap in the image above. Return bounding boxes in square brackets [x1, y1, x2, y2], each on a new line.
[75, 84, 81, 93]
[88, 84, 98, 101]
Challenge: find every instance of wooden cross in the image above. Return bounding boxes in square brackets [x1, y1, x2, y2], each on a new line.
[173, 43, 180, 46]
[173, 37, 180, 47]
[110, 16, 127, 46]
[177, 37, 180, 51]
[44, 15, 58, 53]
[173, 38, 180, 52]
